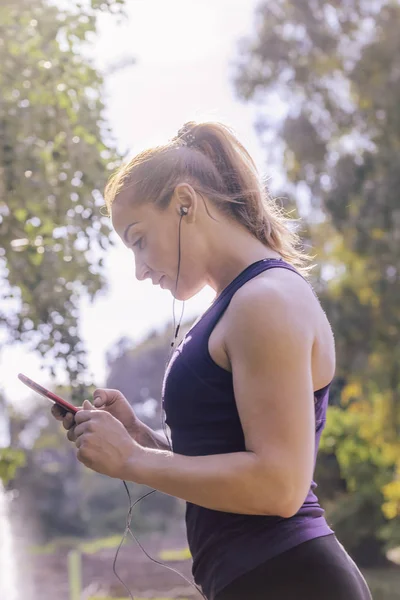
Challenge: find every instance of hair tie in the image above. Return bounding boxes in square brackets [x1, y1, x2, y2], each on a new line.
[175, 124, 197, 148]
[180, 132, 196, 147]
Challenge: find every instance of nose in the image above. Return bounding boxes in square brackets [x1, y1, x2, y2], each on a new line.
[134, 256, 151, 282]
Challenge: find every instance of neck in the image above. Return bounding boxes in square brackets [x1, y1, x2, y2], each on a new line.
[204, 222, 281, 295]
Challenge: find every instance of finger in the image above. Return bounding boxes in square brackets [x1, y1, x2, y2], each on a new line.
[74, 408, 94, 426]
[93, 388, 120, 407]
[51, 404, 66, 420]
[67, 425, 77, 442]
[75, 435, 85, 449]
[62, 412, 75, 430]
[93, 389, 106, 407]
[51, 404, 62, 416]
[93, 396, 104, 408]
[73, 422, 89, 439]
[52, 410, 64, 421]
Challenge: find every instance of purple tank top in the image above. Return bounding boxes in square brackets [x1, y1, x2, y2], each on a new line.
[162, 258, 334, 599]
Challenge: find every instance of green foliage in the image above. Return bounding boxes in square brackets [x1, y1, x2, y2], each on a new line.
[0, 447, 26, 484]
[0, 0, 125, 389]
[235, 0, 400, 560]
[0, 393, 26, 484]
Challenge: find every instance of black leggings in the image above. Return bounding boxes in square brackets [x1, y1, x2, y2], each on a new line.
[214, 534, 372, 600]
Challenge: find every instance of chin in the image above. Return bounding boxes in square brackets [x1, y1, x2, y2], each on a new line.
[171, 281, 205, 302]
[171, 289, 195, 301]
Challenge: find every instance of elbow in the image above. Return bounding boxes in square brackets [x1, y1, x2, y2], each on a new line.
[278, 481, 308, 519]
[253, 455, 308, 518]
[260, 474, 305, 519]
[279, 500, 301, 519]
[272, 496, 300, 519]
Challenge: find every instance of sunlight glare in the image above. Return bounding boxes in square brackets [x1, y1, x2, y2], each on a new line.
[0, 482, 19, 600]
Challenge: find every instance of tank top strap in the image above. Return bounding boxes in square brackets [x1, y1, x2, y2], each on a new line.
[200, 258, 308, 332]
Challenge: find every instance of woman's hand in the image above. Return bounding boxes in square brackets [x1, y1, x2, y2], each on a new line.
[71, 399, 144, 479]
[51, 388, 143, 443]
[51, 388, 170, 451]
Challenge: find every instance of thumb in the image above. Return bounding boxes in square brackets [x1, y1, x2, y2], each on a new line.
[93, 392, 105, 408]
[82, 399, 93, 409]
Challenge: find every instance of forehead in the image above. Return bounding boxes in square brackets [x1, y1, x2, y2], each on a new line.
[111, 196, 165, 237]
[111, 196, 146, 229]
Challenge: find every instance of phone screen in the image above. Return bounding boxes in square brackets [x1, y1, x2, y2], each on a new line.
[18, 373, 78, 414]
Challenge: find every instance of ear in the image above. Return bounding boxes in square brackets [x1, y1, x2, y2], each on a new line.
[173, 183, 197, 222]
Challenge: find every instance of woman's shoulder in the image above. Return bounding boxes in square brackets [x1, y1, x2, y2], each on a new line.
[227, 264, 319, 328]
[223, 270, 317, 357]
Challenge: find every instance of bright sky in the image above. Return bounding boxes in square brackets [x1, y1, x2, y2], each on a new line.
[1, 0, 274, 417]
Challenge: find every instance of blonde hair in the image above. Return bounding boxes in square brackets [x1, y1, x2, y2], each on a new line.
[104, 121, 315, 277]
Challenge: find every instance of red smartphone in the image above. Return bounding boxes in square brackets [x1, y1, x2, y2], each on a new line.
[18, 373, 78, 415]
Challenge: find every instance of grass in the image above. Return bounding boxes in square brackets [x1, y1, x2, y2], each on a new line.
[31, 535, 400, 600]
[158, 547, 192, 561]
[80, 534, 129, 554]
[30, 534, 192, 561]
[29, 534, 128, 555]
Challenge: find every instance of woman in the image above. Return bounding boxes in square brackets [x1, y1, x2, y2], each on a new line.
[52, 121, 372, 599]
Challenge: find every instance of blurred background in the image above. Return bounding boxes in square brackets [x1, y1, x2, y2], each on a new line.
[0, 1, 399, 599]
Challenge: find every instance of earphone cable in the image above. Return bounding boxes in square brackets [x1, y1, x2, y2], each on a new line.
[113, 483, 206, 598]
[112, 211, 206, 599]
[162, 210, 186, 450]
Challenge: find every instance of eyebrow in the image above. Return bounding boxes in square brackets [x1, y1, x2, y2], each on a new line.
[123, 221, 140, 243]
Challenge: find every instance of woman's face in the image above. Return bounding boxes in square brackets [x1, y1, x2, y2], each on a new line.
[111, 185, 209, 300]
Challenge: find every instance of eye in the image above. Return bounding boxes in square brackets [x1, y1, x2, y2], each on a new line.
[132, 237, 144, 250]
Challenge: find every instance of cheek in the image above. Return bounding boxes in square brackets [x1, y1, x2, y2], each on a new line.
[146, 234, 172, 269]
[156, 226, 175, 258]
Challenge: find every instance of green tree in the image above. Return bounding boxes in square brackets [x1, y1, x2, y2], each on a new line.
[0, 0, 131, 483]
[235, 0, 400, 561]
[0, 0, 126, 391]
[0, 394, 26, 485]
